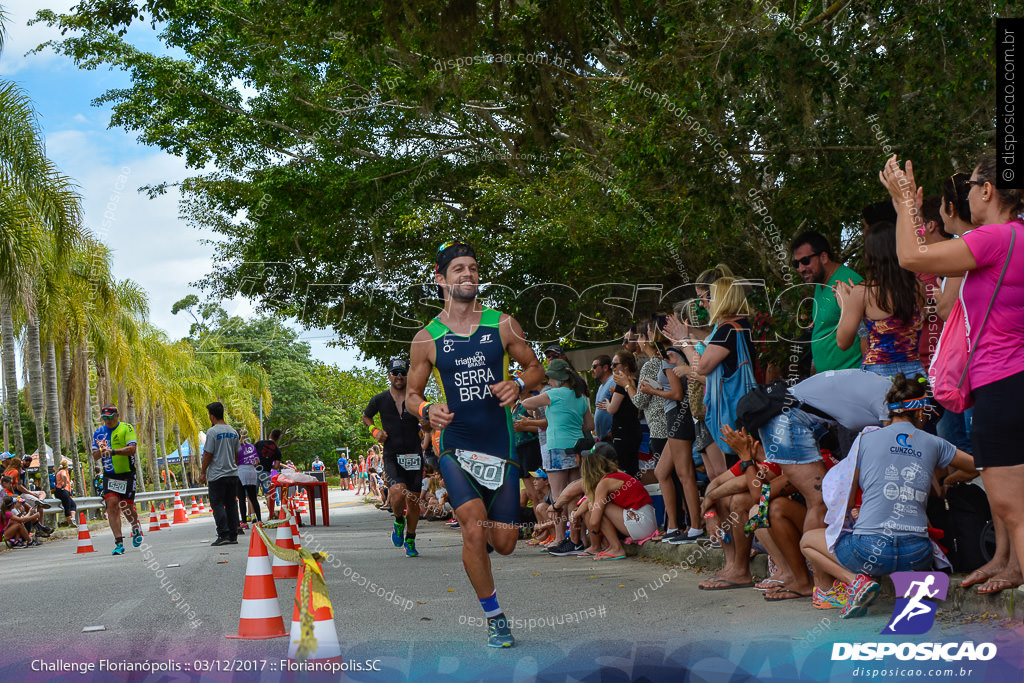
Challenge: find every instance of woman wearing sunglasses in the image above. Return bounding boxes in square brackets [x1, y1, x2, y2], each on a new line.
[881, 153, 1024, 596]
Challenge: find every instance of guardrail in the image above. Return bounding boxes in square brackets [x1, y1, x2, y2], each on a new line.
[37, 487, 209, 521]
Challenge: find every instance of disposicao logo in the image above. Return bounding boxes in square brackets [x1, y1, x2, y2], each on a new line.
[884, 571, 947, 635]
[831, 572, 997, 662]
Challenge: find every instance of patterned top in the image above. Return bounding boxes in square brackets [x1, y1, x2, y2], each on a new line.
[862, 307, 923, 366]
[632, 356, 667, 439]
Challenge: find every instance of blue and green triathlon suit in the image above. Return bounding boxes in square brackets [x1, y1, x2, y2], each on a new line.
[430, 307, 520, 524]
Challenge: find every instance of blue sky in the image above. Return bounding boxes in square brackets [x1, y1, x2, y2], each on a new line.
[2, 2, 368, 370]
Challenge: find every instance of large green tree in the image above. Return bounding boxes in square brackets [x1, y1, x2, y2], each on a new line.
[36, 1, 1004, 360]
[173, 300, 385, 461]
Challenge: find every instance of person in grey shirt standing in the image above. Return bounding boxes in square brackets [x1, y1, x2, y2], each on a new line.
[199, 402, 241, 546]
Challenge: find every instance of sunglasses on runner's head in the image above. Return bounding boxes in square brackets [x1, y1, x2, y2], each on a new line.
[791, 252, 822, 268]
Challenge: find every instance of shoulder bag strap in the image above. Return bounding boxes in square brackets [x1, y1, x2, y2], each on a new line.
[958, 226, 1016, 388]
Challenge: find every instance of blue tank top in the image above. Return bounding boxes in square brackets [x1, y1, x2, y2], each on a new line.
[427, 307, 514, 460]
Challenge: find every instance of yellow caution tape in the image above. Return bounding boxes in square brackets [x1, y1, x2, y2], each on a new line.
[253, 523, 334, 660]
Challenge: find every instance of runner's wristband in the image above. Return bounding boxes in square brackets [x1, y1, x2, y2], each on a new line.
[417, 402, 434, 420]
[371, 427, 382, 438]
[513, 376, 526, 392]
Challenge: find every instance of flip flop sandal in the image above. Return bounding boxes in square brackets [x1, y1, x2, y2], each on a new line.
[594, 552, 626, 561]
[632, 532, 659, 547]
[698, 579, 755, 591]
[576, 550, 599, 558]
[754, 578, 785, 591]
[764, 588, 812, 601]
[960, 569, 992, 589]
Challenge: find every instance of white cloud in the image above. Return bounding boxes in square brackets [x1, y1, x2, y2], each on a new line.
[0, 1, 77, 77]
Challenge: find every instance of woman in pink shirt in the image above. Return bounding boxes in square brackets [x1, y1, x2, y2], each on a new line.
[882, 153, 1024, 585]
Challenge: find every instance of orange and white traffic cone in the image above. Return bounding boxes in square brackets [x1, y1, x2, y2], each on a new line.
[199, 497, 206, 513]
[75, 513, 95, 554]
[287, 560, 342, 663]
[299, 491, 309, 515]
[288, 504, 302, 550]
[148, 504, 161, 533]
[190, 496, 200, 516]
[172, 491, 188, 524]
[271, 508, 299, 579]
[226, 528, 288, 640]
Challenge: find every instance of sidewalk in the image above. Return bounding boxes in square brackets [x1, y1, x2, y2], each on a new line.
[624, 538, 1022, 618]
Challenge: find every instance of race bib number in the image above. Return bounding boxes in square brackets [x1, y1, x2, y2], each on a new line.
[398, 454, 421, 471]
[455, 450, 506, 491]
[106, 478, 128, 495]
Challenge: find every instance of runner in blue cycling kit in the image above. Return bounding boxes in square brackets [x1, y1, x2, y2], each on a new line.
[408, 240, 545, 649]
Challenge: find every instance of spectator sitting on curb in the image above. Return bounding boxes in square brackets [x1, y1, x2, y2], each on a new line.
[801, 373, 978, 619]
[2, 496, 43, 548]
[580, 443, 657, 561]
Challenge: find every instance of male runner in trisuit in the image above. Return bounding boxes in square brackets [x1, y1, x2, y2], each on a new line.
[362, 357, 424, 557]
[407, 241, 545, 648]
[91, 404, 142, 555]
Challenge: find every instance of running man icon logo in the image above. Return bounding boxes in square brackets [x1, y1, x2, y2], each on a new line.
[882, 572, 949, 635]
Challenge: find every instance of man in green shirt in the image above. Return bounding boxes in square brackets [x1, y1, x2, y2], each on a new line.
[791, 231, 864, 372]
[91, 404, 141, 555]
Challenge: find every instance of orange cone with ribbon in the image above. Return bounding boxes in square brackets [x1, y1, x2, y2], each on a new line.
[271, 509, 299, 579]
[289, 503, 302, 550]
[148, 504, 161, 532]
[226, 527, 288, 640]
[287, 559, 342, 663]
[159, 501, 170, 529]
[75, 513, 95, 554]
[190, 496, 200, 516]
[172, 491, 188, 524]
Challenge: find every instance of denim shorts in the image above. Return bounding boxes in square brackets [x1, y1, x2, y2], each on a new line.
[834, 532, 933, 578]
[862, 361, 925, 381]
[759, 407, 830, 465]
[543, 447, 577, 472]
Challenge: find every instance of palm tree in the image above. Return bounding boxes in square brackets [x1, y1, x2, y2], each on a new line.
[1, 78, 84, 472]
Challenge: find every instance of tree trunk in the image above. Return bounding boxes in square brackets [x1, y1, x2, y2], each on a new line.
[76, 343, 96, 496]
[25, 315, 50, 495]
[1, 299, 25, 458]
[45, 341, 64, 470]
[135, 404, 148, 493]
[60, 342, 84, 495]
[147, 408, 159, 491]
[173, 422, 190, 488]
[156, 404, 168, 491]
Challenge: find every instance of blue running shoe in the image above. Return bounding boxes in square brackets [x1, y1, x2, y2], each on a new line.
[487, 616, 515, 648]
[112, 543, 125, 556]
[405, 538, 419, 557]
[132, 526, 143, 547]
[392, 520, 405, 547]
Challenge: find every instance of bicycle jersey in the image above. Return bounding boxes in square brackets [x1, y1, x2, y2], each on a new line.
[92, 422, 138, 475]
[427, 306, 514, 460]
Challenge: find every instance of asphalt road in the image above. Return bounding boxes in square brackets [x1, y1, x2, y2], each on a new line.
[2, 489, 1020, 683]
